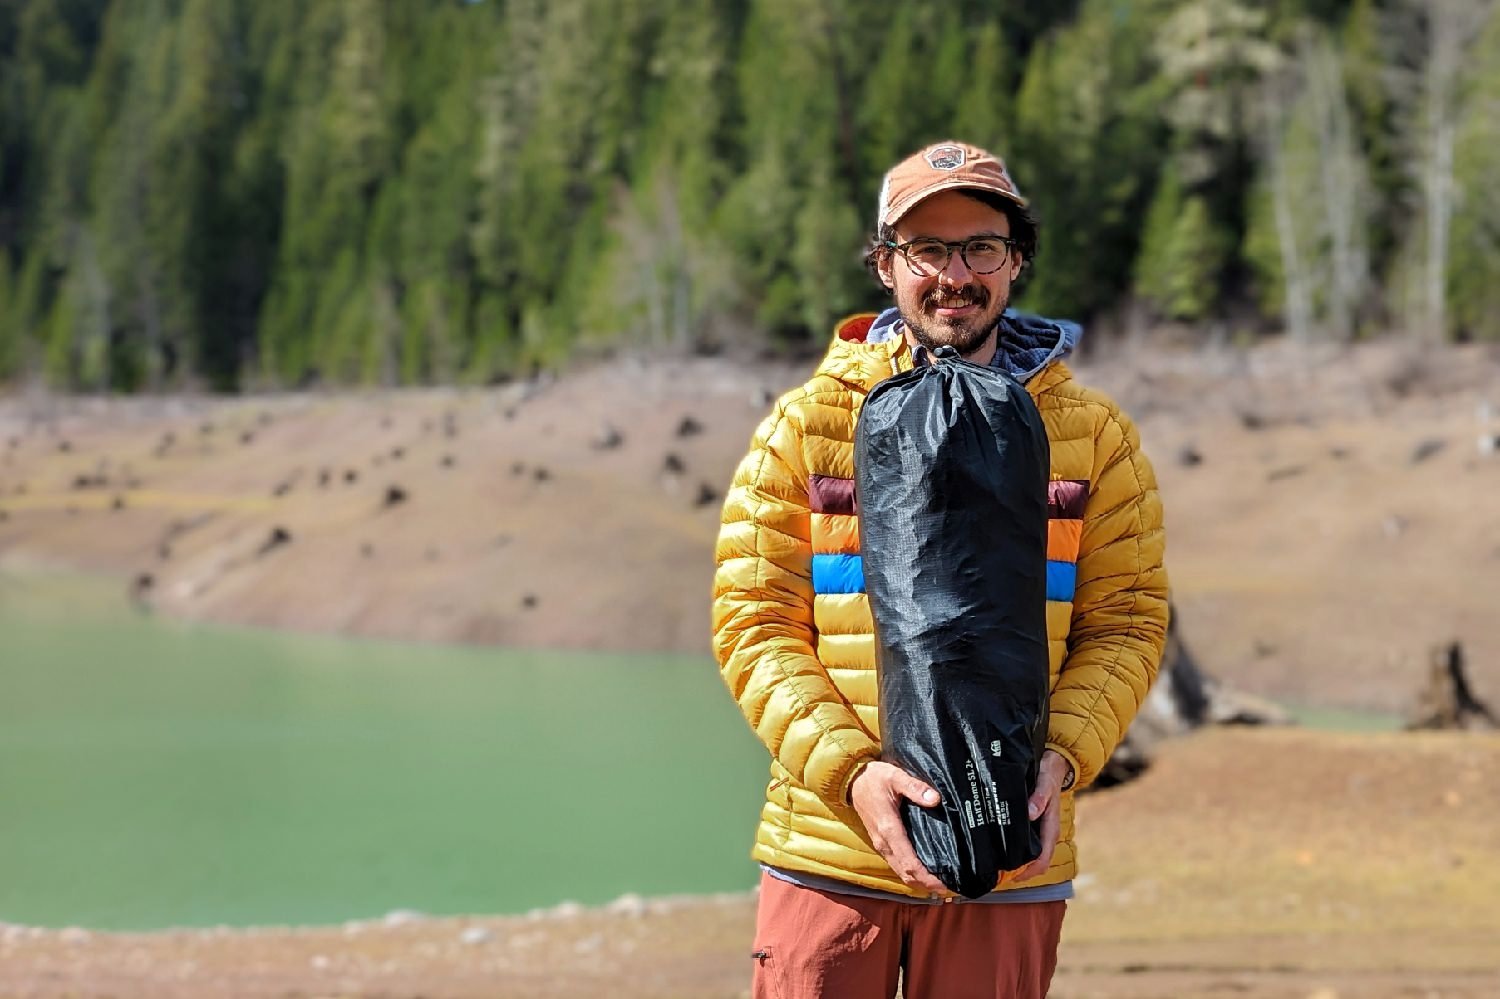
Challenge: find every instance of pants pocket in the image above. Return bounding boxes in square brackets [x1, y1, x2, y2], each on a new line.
[751, 945, 785, 999]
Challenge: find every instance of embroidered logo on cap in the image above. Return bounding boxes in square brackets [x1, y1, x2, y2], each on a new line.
[925, 145, 966, 171]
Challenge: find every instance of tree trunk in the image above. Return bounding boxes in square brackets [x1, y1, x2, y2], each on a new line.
[1306, 34, 1366, 341]
[1417, 0, 1495, 341]
[1406, 641, 1498, 730]
[1262, 85, 1313, 343]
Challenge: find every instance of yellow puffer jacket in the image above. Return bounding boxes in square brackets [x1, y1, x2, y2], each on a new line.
[712, 314, 1168, 897]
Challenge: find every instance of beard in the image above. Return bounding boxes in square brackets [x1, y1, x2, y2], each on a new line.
[897, 281, 1009, 359]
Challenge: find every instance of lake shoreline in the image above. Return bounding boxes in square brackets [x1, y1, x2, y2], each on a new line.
[3, 728, 1497, 998]
[1, 573, 769, 933]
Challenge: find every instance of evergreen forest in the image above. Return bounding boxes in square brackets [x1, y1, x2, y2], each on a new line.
[2, 0, 1498, 391]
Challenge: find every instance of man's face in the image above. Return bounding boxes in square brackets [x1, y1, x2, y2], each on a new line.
[876, 190, 1024, 358]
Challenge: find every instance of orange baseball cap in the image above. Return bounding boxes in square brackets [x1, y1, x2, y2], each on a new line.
[876, 141, 1027, 227]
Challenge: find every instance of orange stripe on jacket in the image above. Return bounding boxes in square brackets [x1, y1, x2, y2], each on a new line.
[1047, 518, 1083, 563]
[811, 512, 860, 555]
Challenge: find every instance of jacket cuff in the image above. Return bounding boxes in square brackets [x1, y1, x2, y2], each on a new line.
[1044, 742, 1084, 792]
[840, 751, 880, 806]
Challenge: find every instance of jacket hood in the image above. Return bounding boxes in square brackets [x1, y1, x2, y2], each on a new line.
[868, 306, 1078, 382]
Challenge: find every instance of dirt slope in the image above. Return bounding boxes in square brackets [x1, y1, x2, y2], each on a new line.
[0, 360, 783, 652]
[3, 338, 1498, 715]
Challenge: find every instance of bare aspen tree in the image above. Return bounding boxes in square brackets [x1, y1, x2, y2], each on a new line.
[1258, 80, 1313, 343]
[1450, 8, 1500, 338]
[1303, 31, 1371, 341]
[1249, 23, 1372, 343]
[1409, 0, 1495, 340]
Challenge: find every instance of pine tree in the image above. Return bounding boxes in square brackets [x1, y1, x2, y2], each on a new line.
[1011, 0, 1168, 319]
[718, 0, 855, 337]
[1135, 165, 1228, 321]
[858, 6, 921, 182]
[792, 161, 863, 337]
[951, 20, 1014, 155]
[379, 6, 484, 382]
[469, 0, 545, 314]
[1341, 0, 1403, 277]
[4, 0, 1496, 388]
[576, 0, 737, 352]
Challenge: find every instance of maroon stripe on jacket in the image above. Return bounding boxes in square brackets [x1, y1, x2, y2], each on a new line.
[1047, 479, 1088, 520]
[809, 474, 857, 515]
[812, 475, 1080, 517]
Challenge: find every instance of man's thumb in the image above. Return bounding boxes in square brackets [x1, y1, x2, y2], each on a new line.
[1027, 787, 1048, 822]
[907, 779, 940, 807]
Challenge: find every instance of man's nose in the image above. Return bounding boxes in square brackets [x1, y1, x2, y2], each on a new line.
[938, 249, 973, 283]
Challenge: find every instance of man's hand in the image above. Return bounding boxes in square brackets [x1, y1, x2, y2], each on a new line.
[849, 761, 951, 896]
[1006, 749, 1072, 884]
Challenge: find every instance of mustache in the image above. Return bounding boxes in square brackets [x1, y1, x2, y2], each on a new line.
[924, 285, 990, 309]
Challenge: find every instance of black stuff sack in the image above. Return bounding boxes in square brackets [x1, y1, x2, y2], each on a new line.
[854, 347, 1052, 899]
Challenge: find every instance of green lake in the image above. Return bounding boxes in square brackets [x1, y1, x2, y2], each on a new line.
[0, 571, 768, 930]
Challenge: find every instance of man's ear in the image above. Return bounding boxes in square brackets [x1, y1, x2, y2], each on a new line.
[876, 250, 896, 291]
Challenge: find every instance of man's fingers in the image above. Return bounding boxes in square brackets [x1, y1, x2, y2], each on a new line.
[1028, 751, 1069, 821]
[1014, 791, 1063, 883]
[848, 763, 947, 893]
[877, 821, 945, 893]
[1013, 825, 1057, 881]
[895, 864, 943, 893]
[1012, 844, 1054, 884]
[1015, 815, 1058, 881]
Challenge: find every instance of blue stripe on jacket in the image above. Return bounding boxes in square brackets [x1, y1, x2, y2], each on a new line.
[811, 553, 865, 594]
[1046, 560, 1078, 602]
[815, 554, 1078, 602]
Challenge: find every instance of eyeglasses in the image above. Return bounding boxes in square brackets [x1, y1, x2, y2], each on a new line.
[883, 235, 1019, 276]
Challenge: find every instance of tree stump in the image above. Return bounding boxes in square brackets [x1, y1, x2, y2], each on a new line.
[1406, 641, 1498, 731]
[1094, 601, 1290, 789]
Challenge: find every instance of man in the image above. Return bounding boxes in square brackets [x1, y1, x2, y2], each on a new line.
[712, 141, 1168, 998]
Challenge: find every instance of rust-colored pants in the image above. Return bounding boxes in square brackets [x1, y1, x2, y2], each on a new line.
[750, 872, 1065, 999]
